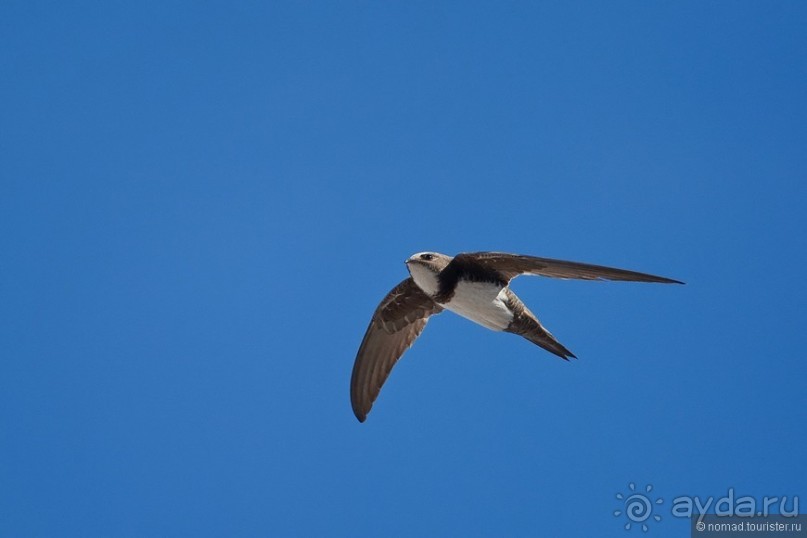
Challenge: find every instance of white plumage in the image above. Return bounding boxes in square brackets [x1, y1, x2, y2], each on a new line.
[441, 281, 514, 331]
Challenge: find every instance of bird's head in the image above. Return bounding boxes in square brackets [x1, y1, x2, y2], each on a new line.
[405, 252, 452, 296]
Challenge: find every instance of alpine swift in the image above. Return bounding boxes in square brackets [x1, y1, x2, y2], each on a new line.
[350, 251, 683, 422]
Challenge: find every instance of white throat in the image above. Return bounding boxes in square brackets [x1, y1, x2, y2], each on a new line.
[407, 263, 440, 296]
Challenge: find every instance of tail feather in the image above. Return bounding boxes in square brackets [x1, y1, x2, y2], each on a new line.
[502, 288, 576, 360]
[513, 322, 576, 360]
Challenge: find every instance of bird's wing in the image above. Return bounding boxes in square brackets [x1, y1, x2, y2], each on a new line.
[453, 252, 683, 284]
[350, 278, 443, 422]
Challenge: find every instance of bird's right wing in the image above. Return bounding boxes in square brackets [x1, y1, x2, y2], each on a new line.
[350, 278, 443, 423]
[455, 252, 683, 284]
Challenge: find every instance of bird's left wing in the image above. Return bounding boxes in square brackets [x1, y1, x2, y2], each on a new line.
[350, 278, 443, 422]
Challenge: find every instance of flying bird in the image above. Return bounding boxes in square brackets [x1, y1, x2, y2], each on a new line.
[350, 251, 682, 422]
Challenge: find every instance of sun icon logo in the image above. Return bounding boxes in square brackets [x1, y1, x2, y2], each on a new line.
[614, 483, 663, 532]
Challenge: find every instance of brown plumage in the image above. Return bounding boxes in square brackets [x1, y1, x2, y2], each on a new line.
[350, 279, 443, 423]
[350, 251, 682, 422]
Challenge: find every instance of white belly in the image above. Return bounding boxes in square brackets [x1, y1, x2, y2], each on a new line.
[441, 281, 514, 331]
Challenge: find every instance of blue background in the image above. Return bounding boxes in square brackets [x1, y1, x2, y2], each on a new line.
[2, 2, 805, 537]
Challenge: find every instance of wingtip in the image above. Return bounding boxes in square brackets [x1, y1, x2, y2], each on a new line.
[353, 408, 367, 423]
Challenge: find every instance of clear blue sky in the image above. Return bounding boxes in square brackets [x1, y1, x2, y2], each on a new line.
[2, 2, 805, 537]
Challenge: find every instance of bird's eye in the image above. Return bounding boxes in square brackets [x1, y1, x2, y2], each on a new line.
[420, 254, 434, 261]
